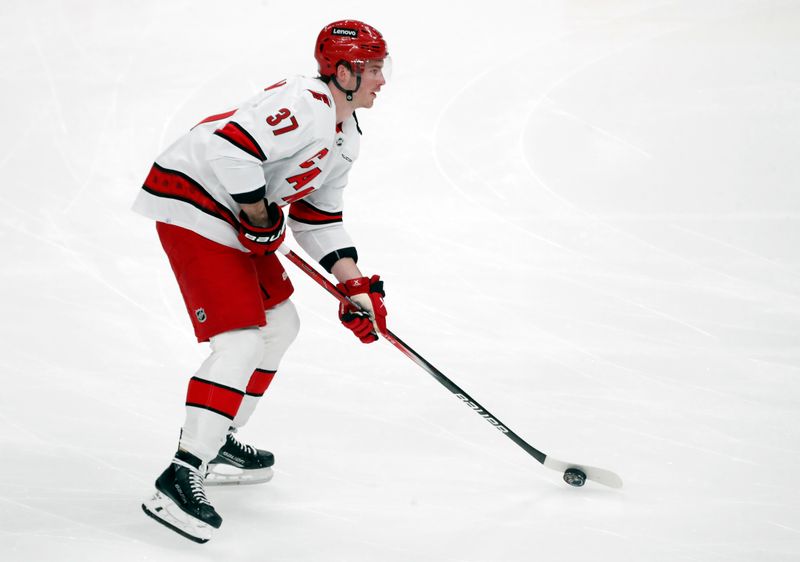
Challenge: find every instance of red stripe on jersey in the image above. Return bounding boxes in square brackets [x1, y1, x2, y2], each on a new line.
[194, 109, 237, 128]
[186, 377, 244, 420]
[282, 186, 315, 205]
[214, 121, 267, 161]
[142, 164, 238, 228]
[288, 199, 343, 225]
[264, 79, 287, 91]
[246, 368, 276, 397]
[307, 89, 331, 107]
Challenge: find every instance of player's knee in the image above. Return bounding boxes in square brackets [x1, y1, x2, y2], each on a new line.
[262, 300, 300, 352]
[209, 327, 266, 369]
[279, 300, 301, 345]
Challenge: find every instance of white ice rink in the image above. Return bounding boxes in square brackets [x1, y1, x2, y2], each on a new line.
[1, 0, 799, 560]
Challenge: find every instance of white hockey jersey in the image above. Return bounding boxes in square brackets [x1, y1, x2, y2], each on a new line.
[133, 75, 361, 271]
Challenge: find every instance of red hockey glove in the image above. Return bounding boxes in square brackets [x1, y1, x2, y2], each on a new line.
[339, 307, 378, 343]
[237, 202, 286, 255]
[337, 275, 387, 343]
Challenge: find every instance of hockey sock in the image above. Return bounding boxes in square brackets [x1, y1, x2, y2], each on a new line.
[232, 368, 276, 429]
[229, 300, 300, 430]
[180, 328, 265, 461]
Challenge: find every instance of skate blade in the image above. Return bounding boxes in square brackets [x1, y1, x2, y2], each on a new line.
[141, 490, 216, 543]
[205, 465, 274, 486]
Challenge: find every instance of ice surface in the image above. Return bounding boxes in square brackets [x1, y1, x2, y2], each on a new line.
[1, 0, 799, 560]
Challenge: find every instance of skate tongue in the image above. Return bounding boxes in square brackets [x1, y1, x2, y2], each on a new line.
[174, 449, 204, 471]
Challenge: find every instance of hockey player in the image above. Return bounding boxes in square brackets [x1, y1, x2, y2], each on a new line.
[134, 20, 390, 543]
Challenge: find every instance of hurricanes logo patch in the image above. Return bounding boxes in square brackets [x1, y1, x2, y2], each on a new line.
[195, 308, 207, 323]
[332, 27, 358, 37]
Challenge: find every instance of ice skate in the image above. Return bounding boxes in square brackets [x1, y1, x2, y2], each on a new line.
[142, 450, 222, 543]
[206, 429, 275, 486]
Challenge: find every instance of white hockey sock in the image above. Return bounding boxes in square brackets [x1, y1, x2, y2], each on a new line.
[231, 300, 300, 430]
[232, 369, 275, 429]
[180, 328, 266, 462]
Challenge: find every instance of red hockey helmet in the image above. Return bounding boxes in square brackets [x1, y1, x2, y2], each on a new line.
[315, 20, 388, 76]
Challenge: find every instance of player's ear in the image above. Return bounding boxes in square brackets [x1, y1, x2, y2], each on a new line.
[335, 62, 353, 85]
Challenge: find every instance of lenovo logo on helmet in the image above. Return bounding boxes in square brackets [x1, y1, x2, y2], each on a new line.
[332, 27, 358, 37]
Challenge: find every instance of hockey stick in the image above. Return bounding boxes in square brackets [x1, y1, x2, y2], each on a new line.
[278, 245, 622, 489]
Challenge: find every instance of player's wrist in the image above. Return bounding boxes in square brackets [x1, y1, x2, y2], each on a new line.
[239, 200, 269, 227]
[331, 257, 362, 284]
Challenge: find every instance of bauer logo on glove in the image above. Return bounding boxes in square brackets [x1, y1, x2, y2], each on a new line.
[237, 201, 286, 255]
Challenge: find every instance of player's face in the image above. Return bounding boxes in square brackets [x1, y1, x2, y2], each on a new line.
[354, 60, 386, 109]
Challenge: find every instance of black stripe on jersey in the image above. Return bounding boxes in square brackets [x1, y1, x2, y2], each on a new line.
[352, 111, 363, 135]
[231, 185, 266, 204]
[142, 163, 238, 229]
[319, 246, 358, 273]
[213, 121, 268, 162]
[142, 184, 234, 227]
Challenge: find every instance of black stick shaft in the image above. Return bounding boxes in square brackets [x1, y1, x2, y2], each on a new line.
[281, 248, 548, 465]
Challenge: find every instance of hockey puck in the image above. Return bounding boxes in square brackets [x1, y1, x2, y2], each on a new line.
[563, 468, 586, 487]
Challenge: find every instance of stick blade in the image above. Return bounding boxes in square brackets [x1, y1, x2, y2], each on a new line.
[543, 456, 623, 489]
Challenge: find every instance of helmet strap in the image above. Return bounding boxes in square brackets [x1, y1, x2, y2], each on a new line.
[331, 74, 362, 102]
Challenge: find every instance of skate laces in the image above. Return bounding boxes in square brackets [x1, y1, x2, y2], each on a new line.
[228, 432, 257, 457]
[187, 468, 212, 506]
[173, 458, 212, 506]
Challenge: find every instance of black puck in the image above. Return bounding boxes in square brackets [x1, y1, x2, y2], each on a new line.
[563, 468, 586, 487]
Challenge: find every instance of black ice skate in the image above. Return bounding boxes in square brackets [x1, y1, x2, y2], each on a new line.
[141, 449, 222, 543]
[206, 429, 275, 486]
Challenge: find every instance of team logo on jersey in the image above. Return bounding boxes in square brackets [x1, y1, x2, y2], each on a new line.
[332, 27, 358, 37]
[336, 138, 344, 146]
[195, 308, 207, 323]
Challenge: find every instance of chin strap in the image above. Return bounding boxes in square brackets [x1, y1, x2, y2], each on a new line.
[331, 74, 362, 101]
